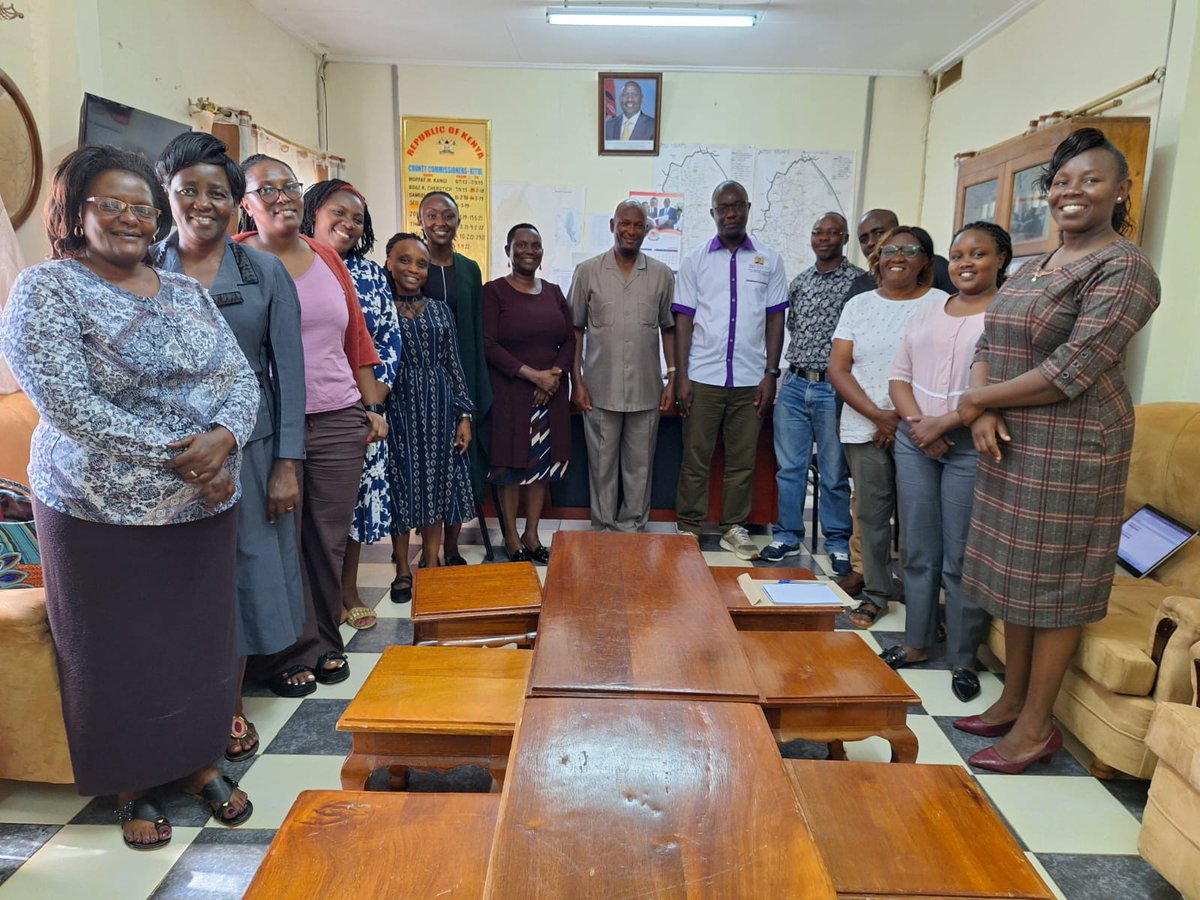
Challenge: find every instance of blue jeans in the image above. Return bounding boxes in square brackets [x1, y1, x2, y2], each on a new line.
[771, 374, 851, 554]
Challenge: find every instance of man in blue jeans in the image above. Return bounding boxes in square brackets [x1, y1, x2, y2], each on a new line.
[762, 212, 862, 574]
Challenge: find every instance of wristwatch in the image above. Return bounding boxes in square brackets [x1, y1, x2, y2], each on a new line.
[764, 367, 781, 377]
[459, 411, 474, 422]
[365, 403, 385, 415]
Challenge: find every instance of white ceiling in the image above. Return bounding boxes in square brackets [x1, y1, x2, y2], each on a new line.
[250, 0, 1039, 76]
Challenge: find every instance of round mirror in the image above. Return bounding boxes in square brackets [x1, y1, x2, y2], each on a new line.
[0, 68, 42, 229]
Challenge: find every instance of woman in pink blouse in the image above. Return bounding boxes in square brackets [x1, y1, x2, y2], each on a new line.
[881, 222, 1012, 702]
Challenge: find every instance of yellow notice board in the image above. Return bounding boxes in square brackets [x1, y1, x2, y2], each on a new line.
[400, 117, 491, 280]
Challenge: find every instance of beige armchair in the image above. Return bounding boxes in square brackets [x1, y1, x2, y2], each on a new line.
[986, 403, 1200, 779]
[1139, 661, 1200, 899]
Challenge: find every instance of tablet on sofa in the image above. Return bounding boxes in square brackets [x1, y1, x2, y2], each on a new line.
[1117, 504, 1197, 579]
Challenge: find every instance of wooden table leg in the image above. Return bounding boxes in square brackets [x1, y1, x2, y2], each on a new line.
[884, 725, 919, 763]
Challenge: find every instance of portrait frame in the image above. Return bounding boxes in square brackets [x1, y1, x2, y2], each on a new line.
[598, 72, 662, 157]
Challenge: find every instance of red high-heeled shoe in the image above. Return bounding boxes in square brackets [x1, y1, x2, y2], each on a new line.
[953, 714, 1017, 738]
[968, 726, 1063, 774]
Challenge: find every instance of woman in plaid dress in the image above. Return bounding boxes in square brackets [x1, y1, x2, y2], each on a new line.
[954, 129, 1160, 773]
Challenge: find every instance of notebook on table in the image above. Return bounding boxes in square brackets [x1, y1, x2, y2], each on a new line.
[1116, 503, 1197, 579]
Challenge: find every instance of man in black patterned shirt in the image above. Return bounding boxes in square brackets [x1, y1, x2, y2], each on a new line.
[761, 213, 862, 574]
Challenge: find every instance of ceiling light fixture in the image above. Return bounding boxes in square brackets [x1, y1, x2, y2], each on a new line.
[546, 6, 757, 28]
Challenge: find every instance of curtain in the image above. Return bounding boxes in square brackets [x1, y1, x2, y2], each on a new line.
[186, 102, 345, 184]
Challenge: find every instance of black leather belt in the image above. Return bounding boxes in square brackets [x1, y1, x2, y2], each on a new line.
[789, 366, 826, 382]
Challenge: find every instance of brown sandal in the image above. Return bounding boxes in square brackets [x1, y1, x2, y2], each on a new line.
[224, 715, 259, 762]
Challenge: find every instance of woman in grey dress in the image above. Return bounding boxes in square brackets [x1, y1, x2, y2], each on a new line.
[153, 132, 307, 760]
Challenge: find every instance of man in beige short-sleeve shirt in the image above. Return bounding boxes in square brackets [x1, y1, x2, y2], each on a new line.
[569, 200, 676, 531]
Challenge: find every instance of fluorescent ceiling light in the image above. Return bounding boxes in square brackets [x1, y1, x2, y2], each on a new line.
[546, 6, 757, 28]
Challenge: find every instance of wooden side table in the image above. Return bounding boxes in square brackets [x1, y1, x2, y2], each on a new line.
[336, 646, 531, 790]
[412, 561, 542, 646]
[739, 631, 921, 762]
[245, 790, 499, 899]
[785, 759, 1054, 898]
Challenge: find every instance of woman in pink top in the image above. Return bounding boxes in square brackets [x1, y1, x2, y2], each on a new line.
[234, 155, 386, 698]
[881, 222, 1012, 702]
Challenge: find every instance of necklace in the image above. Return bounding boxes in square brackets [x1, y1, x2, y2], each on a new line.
[437, 263, 449, 300]
[1030, 265, 1062, 282]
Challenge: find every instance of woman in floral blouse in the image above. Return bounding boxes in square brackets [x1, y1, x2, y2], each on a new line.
[1, 146, 259, 849]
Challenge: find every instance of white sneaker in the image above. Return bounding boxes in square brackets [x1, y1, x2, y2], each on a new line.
[720, 525, 759, 560]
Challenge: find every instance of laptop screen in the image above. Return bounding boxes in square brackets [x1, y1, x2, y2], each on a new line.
[1117, 504, 1197, 579]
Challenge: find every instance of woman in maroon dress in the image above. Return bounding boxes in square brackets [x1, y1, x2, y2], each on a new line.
[483, 224, 576, 563]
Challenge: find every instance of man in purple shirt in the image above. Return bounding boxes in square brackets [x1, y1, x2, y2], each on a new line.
[673, 181, 787, 559]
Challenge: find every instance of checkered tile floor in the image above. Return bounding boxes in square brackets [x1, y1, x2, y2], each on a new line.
[0, 519, 1181, 899]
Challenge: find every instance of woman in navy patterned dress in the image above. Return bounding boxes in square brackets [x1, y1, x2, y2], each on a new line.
[302, 180, 402, 630]
[382, 233, 474, 603]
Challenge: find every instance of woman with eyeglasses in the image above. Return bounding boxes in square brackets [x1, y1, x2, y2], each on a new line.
[234, 155, 385, 697]
[151, 132, 307, 764]
[301, 179, 402, 625]
[828, 225, 948, 629]
[2, 145, 259, 848]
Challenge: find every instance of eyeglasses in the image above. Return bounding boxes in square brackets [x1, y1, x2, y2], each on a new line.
[811, 229, 845, 238]
[879, 244, 924, 258]
[713, 201, 749, 216]
[246, 182, 303, 202]
[84, 197, 161, 222]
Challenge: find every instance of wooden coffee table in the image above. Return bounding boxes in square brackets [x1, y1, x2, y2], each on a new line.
[244, 790, 498, 899]
[739, 631, 921, 762]
[710, 565, 843, 632]
[336, 645, 531, 790]
[484, 695, 836, 898]
[785, 759, 1054, 898]
[412, 561, 542, 646]
[528, 532, 759, 701]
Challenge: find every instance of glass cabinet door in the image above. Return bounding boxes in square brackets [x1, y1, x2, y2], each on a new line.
[1009, 164, 1051, 244]
[962, 178, 998, 224]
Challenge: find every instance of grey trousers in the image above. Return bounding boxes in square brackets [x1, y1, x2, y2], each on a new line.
[677, 383, 762, 532]
[842, 439, 899, 608]
[583, 405, 661, 532]
[894, 424, 990, 668]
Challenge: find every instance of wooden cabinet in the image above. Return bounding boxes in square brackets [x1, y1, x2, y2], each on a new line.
[954, 116, 1150, 261]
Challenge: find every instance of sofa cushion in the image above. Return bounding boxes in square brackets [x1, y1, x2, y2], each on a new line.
[1146, 702, 1200, 787]
[1074, 578, 1170, 695]
[1057, 665, 1158, 778]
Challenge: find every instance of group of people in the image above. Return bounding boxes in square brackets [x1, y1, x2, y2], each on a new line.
[0, 124, 1160, 848]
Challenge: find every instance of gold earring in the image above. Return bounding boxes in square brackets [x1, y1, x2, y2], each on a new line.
[72, 223, 84, 237]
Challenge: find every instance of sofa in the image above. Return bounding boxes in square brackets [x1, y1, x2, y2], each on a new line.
[1139, 666, 1200, 899]
[986, 402, 1200, 779]
[0, 389, 72, 782]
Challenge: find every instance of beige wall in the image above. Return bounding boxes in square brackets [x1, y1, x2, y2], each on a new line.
[919, 0, 1200, 402]
[326, 62, 931, 267]
[0, 0, 319, 263]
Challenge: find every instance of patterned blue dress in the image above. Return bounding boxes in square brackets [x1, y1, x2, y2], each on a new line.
[345, 255, 403, 543]
[387, 296, 475, 531]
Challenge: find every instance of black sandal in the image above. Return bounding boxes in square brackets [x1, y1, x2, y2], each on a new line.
[879, 644, 925, 669]
[115, 796, 172, 850]
[269, 665, 316, 698]
[521, 539, 551, 565]
[191, 774, 253, 827]
[847, 600, 885, 628]
[315, 650, 350, 685]
[390, 573, 413, 603]
[224, 714, 259, 762]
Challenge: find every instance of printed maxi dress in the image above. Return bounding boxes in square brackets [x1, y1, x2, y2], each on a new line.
[345, 255, 403, 543]
[961, 239, 1160, 628]
[386, 296, 475, 532]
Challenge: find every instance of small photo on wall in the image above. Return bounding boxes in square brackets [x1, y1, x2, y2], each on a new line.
[599, 73, 661, 156]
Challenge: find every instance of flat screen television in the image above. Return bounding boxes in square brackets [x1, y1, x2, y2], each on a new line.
[78, 93, 190, 160]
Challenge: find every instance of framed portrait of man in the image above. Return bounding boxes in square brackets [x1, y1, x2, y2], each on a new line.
[598, 72, 662, 156]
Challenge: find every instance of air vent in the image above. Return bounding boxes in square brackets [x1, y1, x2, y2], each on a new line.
[935, 60, 963, 96]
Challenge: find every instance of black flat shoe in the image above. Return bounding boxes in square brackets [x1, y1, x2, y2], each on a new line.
[444, 554, 468, 566]
[503, 545, 531, 563]
[522, 541, 550, 565]
[879, 644, 926, 669]
[951, 667, 981, 702]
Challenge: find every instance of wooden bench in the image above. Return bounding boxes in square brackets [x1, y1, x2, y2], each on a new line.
[411, 561, 542, 646]
[336, 645, 531, 790]
[244, 790, 498, 899]
[785, 759, 1054, 898]
[710, 565, 843, 632]
[739, 631, 921, 762]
